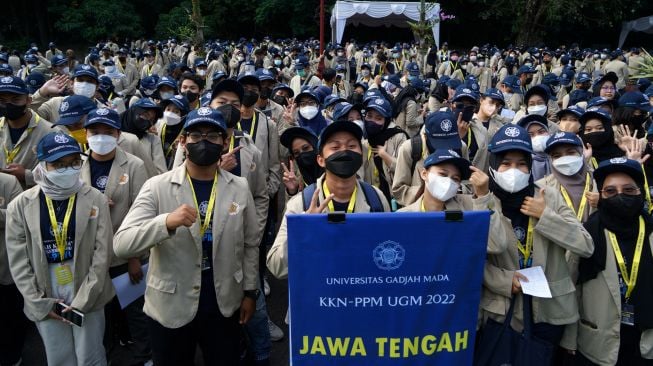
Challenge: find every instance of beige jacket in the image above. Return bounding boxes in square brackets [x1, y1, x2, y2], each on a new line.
[113, 165, 259, 328]
[80, 148, 148, 266]
[247, 110, 281, 197]
[481, 189, 594, 333]
[395, 100, 423, 138]
[6, 184, 114, 321]
[468, 114, 506, 173]
[0, 173, 23, 285]
[572, 231, 653, 364]
[361, 128, 407, 189]
[0, 111, 54, 187]
[113, 60, 139, 96]
[267, 175, 391, 279]
[140, 132, 167, 175]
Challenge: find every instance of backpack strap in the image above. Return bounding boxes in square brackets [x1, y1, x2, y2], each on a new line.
[302, 183, 317, 211]
[358, 181, 384, 213]
[410, 134, 423, 174]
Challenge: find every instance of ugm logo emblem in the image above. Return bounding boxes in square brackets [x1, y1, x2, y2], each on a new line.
[373, 241, 405, 271]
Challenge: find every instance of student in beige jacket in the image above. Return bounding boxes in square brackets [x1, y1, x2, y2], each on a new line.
[114, 107, 259, 366]
[6, 131, 114, 366]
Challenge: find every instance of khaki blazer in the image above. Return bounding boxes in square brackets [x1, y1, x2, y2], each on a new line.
[6, 184, 114, 321]
[481, 189, 594, 333]
[249, 110, 281, 198]
[468, 114, 506, 174]
[113, 164, 259, 328]
[0, 173, 23, 285]
[267, 175, 390, 280]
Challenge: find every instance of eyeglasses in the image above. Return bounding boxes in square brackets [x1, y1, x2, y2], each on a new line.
[186, 131, 223, 144]
[600, 185, 640, 198]
[298, 100, 317, 107]
[50, 159, 83, 173]
[601, 86, 616, 91]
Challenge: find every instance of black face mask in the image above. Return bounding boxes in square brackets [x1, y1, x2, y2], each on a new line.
[183, 91, 199, 103]
[0, 103, 27, 121]
[134, 117, 152, 132]
[325, 150, 362, 178]
[186, 140, 223, 166]
[242, 90, 260, 107]
[295, 150, 323, 185]
[581, 131, 611, 148]
[272, 95, 287, 107]
[259, 87, 272, 100]
[525, 77, 533, 85]
[350, 93, 363, 105]
[599, 193, 644, 221]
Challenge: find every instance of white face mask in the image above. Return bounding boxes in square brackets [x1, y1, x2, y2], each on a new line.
[426, 172, 459, 202]
[552, 85, 561, 93]
[478, 61, 485, 67]
[62, 66, 70, 74]
[159, 91, 174, 100]
[490, 168, 530, 193]
[299, 105, 319, 120]
[274, 59, 282, 66]
[361, 69, 370, 77]
[164, 110, 182, 126]
[470, 55, 477, 62]
[45, 167, 81, 189]
[237, 56, 245, 62]
[552, 154, 584, 176]
[143, 88, 155, 96]
[531, 134, 549, 153]
[481, 103, 497, 117]
[503, 92, 513, 100]
[73, 81, 96, 98]
[88, 134, 117, 155]
[105, 66, 116, 74]
[196, 69, 206, 77]
[527, 104, 547, 116]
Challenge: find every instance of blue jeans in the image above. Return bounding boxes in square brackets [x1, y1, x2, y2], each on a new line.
[244, 280, 271, 361]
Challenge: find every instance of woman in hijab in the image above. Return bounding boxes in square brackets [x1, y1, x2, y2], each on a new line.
[155, 95, 190, 170]
[518, 115, 552, 181]
[478, 124, 594, 364]
[576, 158, 653, 365]
[121, 98, 167, 175]
[292, 90, 328, 136]
[579, 110, 625, 169]
[592, 72, 619, 101]
[393, 78, 422, 137]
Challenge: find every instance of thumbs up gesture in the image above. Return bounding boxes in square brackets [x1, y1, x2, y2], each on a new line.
[521, 188, 546, 219]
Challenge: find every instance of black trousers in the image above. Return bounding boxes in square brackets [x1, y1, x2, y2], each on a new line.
[0, 284, 28, 365]
[148, 308, 240, 366]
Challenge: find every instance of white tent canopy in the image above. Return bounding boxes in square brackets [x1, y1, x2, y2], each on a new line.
[619, 15, 653, 48]
[330, 1, 441, 47]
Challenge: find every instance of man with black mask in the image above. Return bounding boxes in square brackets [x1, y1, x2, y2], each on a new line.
[268, 120, 390, 279]
[115, 107, 259, 366]
[254, 68, 284, 124]
[0, 76, 55, 187]
[179, 73, 205, 110]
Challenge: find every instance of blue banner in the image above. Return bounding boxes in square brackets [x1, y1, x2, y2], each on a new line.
[287, 211, 491, 366]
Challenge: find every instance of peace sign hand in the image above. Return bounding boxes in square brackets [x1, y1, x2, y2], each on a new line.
[305, 188, 334, 214]
[282, 160, 299, 194]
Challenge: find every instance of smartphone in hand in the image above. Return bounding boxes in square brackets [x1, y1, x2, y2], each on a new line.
[55, 303, 85, 327]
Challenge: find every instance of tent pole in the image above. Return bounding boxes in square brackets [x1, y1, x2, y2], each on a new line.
[320, 0, 325, 52]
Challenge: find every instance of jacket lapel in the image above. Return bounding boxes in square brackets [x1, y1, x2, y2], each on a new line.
[74, 186, 93, 256]
[172, 165, 202, 245]
[103, 149, 127, 200]
[212, 170, 234, 249]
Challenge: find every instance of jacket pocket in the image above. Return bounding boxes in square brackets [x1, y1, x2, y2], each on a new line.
[641, 329, 653, 359]
[147, 274, 177, 294]
[549, 277, 576, 296]
[233, 269, 243, 283]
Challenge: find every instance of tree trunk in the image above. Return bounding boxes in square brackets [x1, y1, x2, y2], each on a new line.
[32, 0, 50, 47]
[191, 0, 204, 45]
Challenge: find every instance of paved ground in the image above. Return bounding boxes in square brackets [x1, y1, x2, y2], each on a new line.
[20, 274, 291, 366]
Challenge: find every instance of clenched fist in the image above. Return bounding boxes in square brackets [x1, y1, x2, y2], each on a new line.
[166, 204, 198, 231]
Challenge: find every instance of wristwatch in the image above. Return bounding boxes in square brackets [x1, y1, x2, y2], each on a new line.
[244, 290, 260, 300]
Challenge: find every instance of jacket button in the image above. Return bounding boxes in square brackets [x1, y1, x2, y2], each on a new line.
[193, 285, 200, 291]
[197, 264, 201, 268]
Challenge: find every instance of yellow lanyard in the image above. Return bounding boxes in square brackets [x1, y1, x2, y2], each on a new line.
[608, 216, 646, 300]
[466, 128, 473, 149]
[161, 124, 183, 158]
[559, 173, 591, 221]
[367, 147, 379, 180]
[395, 59, 403, 70]
[420, 198, 426, 212]
[45, 194, 76, 263]
[228, 134, 235, 152]
[591, 157, 598, 169]
[322, 181, 357, 213]
[147, 64, 153, 76]
[516, 217, 535, 268]
[186, 171, 218, 237]
[641, 164, 653, 214]
[2, 114, 40, 164]
[237, 112, 257, 138]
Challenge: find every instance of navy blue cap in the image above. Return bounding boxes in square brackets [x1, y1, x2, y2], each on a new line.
[517, 65, 536, 75]
[544, 131, 583, 153]
[160, 95, 190, 115]
[133, 98, 163, 119]
[102, 59, 115, 67]
[324, 95, 347, 109]
[211, 79, 244, 103]
[280, 126, 318, 150]
[184, 107, 227, 134]
[72, 64, 99, 82]
[360, 63, 372, 70]
[446, 78, 462, 90]
[24, 54, 37, 63]
[525, 84, 551, 104]
[156, 76, 177, 90]
[55, 95, 96, 126]
[51, 55, 67, 67]
[272, 83, 294, 98]
[237, 71, 260, 87]
[559, 68, 574, 86]
[256, 68, 275, 82]
[452, 85, 480, 102]
[594, 71, 618, 87]
[294, 89, 319, 104]
[424, 110, 462, 150]
[366, 97, 392, 118]
[569, 89, 592, 106]
[212, 70, 227, 82]
[334, 64, 346, 72]
[194, 59, 207, 68]
[542, 73, 560, 86]
[645, 85, 653, 99]
[517, 114, 549, 130]
[37, 132, 84, 162]
[556, 105, 585, 119]
[25, 72, 46, 94]
[576, 72, 591, 83]
[294, 56, 309, 69]
[84, 108, 121, 129]
[502, 75, 522, 94]
[580, 110, 612, 126]
[140, 75, 159, 90]
[423, 149, 471, 180]
[586, 96, 616, 111]
[618, 91, 653, 112]
[332, 102, 356, 121]
[0, 63, 13, 75]
[594, 157, 644, 190]
[488, 124, 532, 154]
[353, 81, 369, 91]
[383, 74, 402, 88]
[482, 88, 506, 105]
[406, 62, 420, 76]
[362, 89, 383, 105]
[637, 78, 651, 91]
[0, 76, 29, 95]
[317, 120, 363, 151]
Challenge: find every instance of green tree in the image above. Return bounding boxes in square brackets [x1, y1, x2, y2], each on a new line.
[54, 0, 143, 42]
[155, 2, 196, 41]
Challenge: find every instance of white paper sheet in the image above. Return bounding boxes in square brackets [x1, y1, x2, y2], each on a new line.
[112, 264, 149, 309]
[517, 266, 552, 298]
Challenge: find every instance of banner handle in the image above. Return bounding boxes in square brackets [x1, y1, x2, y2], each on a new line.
[327, 212, 346, 223]
[445, 210, 464, 222]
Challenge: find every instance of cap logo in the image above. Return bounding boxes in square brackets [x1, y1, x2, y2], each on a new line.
[174, 95, 183, 100]
[462, 88, 472, 93]
[30, 79, 37, 86]
[54, 134, 69, 144]
[60, 101, 69, 112]
[554, 132, 565, 138]
[197, 107, 212, 116]
[96, 108, 110, 116]
[82, 65, 91, 70]
[505, 126, 520, 137]
[610, 157, 627, 164]
[1, 76, 12, 84]
[440, 119, 453, 132]
[448, 149, 460, 157]
[375, 99, 384, 106]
